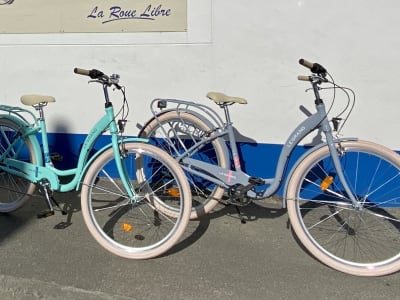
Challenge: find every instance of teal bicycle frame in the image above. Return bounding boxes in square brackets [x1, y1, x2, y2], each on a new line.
[0, 94, 145, 198]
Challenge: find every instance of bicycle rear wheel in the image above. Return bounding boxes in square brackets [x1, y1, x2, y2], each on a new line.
[286, 140, 400, 276]
[0, 117, 37, 212]
[80, 142, 191, 259]
[140, 111, 229, 219]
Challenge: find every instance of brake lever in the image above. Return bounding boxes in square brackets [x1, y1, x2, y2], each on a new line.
[88, 79, 102, 85]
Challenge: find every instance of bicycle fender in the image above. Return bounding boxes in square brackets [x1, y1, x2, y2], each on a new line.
[282, 137, 358, 208]
[75, 137, 148, 190]
[0, 114, 43, 166]
[139, 109, 221, 138]
[139, 109, 230, 161]
[138, 109, 176, 137]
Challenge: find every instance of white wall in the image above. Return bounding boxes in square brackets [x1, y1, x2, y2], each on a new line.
[1, 0, 400, 148]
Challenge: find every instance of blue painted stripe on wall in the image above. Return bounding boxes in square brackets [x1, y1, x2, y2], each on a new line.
[41, 132, 111, 169]
[43, 132, 309, 196]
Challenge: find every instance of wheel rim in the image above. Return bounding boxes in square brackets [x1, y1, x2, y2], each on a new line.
[288, 142, 400, 275]
[0, 120, 35, 211]
[82, 145, 190, 258]
[141, 112, 227, 218]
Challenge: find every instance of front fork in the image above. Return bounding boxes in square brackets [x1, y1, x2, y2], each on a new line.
[323, 122, 361, 209]
[111, 129, 137, 203]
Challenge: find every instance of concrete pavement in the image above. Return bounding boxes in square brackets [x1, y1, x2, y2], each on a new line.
[0, 191, 398, 300]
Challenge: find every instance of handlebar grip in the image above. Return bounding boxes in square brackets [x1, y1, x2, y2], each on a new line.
[298, 58, 327, 74]
[74, 68, 91, 76]
[299, 59, 314, 69]
[297, 75, 311, 81]
[74, 68, 104, 79]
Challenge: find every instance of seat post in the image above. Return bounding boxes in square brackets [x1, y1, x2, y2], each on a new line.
[33, 103, 47, 121]
[221, 103, 233, 125]
[33, 103, 52, 165]
[221, 103, 242, 171]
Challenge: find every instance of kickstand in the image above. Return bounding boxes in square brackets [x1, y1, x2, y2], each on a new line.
[37, 182, 67, 218]
[49, 194, 67, 216]
[235, 205, 247, 224]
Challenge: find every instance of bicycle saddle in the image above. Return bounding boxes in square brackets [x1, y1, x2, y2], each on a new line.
[20, 95, 56, 106]
[206, 92, 247, 104]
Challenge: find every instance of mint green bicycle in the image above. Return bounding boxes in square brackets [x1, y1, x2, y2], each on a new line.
[0, 68, 192, 259]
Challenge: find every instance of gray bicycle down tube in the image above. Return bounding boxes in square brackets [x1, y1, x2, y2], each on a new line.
[260, 100, 359, 205]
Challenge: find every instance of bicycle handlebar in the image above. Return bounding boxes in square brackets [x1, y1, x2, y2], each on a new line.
[74, 67, 122, 90]
[298, 58, 328, 82]
[74, 68, 104, 79]
[299, 58, 314, 69]
[297, 75, 311, 81]
[298, 58, 327, 74]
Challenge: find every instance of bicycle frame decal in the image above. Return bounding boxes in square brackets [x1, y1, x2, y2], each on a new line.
[233, 156, 241, 169]
[286, 125, 306, 148]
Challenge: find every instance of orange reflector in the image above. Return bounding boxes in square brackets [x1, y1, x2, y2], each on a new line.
[320, 176, 334, 191]
[121, 223, 133, 232]
[167, 188, 180, 197]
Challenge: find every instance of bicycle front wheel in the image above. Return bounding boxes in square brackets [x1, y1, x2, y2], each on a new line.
[81, 142, 192, 259]
[286, 140, 400, 276]
[140, 111, 229, 219]
[0, 117, 37, 212]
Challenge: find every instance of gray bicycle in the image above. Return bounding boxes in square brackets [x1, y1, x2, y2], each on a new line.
[139, 59, 400, 276]
[0, 0, 14, 5]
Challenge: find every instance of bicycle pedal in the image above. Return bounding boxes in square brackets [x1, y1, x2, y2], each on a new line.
[249, 177, 264, 186]
[37, 210, 55, 218]
[50, 152, 63, 162]
[54, 221, 72, 229]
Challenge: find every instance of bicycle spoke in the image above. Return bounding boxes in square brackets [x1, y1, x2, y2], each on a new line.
[80, 141, 191, 259]
[287, 141, 400, 276]
[365, 172, 400, 199]
[139, 111, 227, 219]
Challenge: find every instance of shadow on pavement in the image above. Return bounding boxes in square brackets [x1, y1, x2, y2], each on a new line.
[0, 193, 45, 245]
[167, 197, 287, 257]
[0, 190, 82, 246]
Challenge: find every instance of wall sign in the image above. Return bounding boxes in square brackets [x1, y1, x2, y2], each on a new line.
[0, 0, 187, 33]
